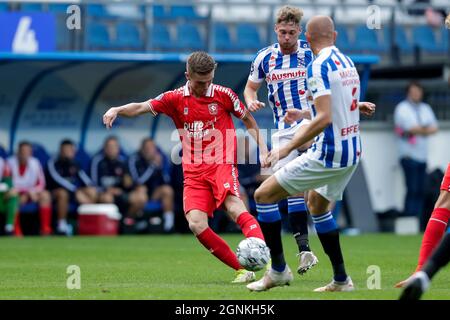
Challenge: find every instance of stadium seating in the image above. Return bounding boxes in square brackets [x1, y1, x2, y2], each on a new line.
[171, 5, 202, 19]
[48, 4, 69, 13]
[176, 24, 205, 51]
[213, 23, 233, 52]
[153, 5, 171, 19]
[335, 25, 351, 52]
[353, 25, 387, 53]
[87, 23, 111, 49]
[87, 4, 108, 18]
[149, 24, 175, 51]
[0, 3, 8, 11]
[75, 147, 92, 174]
[412, 25, 443, 53]
[32, 143, 50, 168]
[115, 22, 142, 50]
[384, 25, 413, 54]
[234, 23, 263, 52]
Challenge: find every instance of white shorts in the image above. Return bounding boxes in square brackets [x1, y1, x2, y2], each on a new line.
[266, 120, 311, 174]
[274, 152, 358, 201]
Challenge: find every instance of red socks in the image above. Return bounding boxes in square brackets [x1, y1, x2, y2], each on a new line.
[39, 206, 52, 235]
[236, 212, 265, 241]
[416, 208, 450, 271]
[196, 227, 241, 270]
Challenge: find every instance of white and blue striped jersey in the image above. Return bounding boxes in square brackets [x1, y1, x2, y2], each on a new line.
[249, 40, 313, 130]
[306, 45, 361, 169]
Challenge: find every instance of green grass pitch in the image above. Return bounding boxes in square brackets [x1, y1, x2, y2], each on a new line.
[0, 234, 449, 300]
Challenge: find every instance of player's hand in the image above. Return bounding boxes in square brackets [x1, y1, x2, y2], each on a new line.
[259, 152, 270, 169]
[445, 13, 450, 29]
[266, 147, 290, 167]
[103, 107, 118, 129]
[358, 102, 376, 117]
[284, 109, 304, 125]
[247, 100, 265, 112]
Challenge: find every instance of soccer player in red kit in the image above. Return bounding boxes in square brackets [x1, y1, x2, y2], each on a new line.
[103, 51, 269, 283]
[396, 162, 450, 288]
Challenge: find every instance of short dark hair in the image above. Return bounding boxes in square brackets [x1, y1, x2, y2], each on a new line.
[18, 141, 32, 149]
[186, 51, 217, 75]
[60, 139, 74, 147]
[406, 81, 423, 93]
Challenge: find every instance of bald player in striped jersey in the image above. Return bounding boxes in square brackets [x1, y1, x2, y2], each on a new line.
[247, 15, 370, 292]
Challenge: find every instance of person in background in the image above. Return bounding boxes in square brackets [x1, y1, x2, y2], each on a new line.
[91, 136, 148, 220]
[394, 81, 438, 224]
[8, 141, 52, 235]
[47, 139, 98, 235]
[0, 157, 20, 236]
[128, 138, 175, 232]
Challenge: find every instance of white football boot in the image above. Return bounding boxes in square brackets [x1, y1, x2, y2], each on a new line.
[314, 276, 355, 292]
[247, 265, 293, 292]
[297, 251, 319, 275]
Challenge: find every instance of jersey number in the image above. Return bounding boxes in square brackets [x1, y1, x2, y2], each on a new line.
[350, 87, 358, 111]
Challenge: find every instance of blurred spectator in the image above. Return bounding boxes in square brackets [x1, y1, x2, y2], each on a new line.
[0, 157, 20, 236]
[128, 138, 175, 232]
[394, 81, 439, 220]
[47, 139, 98, 235]
[91, 136, 147, 219]
[7, 141, 52, 235]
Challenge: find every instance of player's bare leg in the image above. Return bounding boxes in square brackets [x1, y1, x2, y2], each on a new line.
[307, 191, 354, 292]
[186, 209, 254, 283]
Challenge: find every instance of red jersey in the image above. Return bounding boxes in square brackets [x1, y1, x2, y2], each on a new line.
[148, 82, 248, 174]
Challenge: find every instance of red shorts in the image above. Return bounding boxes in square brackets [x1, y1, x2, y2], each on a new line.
[440, 163, 450, 192]
[183, 164, 241, 217]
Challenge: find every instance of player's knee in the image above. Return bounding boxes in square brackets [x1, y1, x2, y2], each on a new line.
[435, 191, 450, 210]
[254, 186, 271, 204]
[187, 215, 208, 235]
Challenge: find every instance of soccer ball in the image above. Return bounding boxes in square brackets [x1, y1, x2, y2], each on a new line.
[236, 237, 270, 271]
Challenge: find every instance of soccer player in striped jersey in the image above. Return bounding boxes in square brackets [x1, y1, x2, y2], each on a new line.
[244, 5, 318, 276]
[244, 6, 375, 278]
[247, 15, 366, 292]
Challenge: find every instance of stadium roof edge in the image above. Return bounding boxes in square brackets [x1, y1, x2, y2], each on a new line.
[0, 52, 380, 64]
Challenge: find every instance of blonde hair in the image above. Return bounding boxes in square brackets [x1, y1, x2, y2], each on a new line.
[276, 6, 303, 25]
[186, 51, 217, 75]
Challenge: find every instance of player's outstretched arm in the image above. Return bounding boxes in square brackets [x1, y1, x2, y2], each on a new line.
[103, 102, 150, 129]
[267, 95, 331, 166]
[244, 80, 265, 112]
